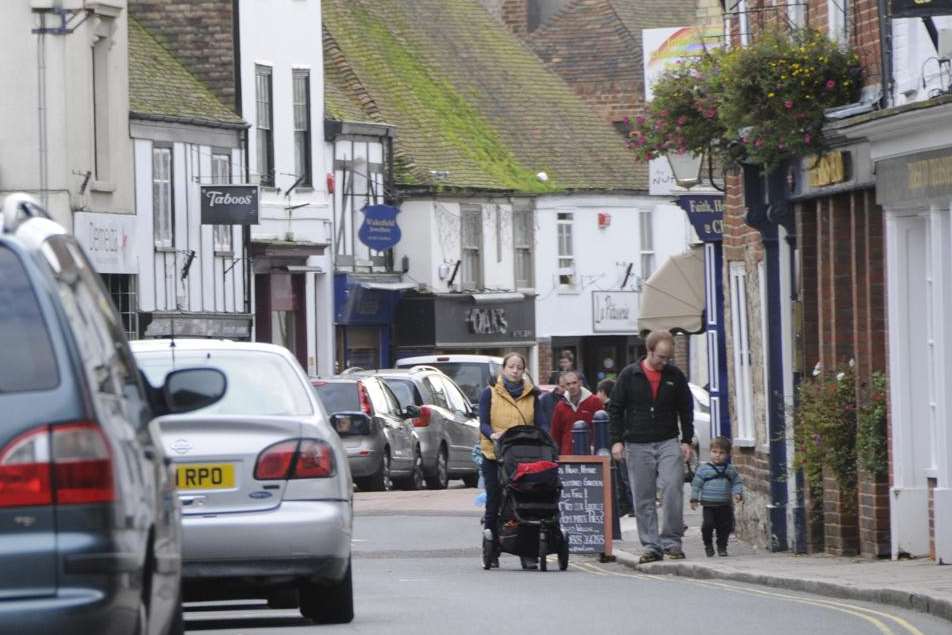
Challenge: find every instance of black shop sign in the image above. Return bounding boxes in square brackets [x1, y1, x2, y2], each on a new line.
[200, 185, 259, 225]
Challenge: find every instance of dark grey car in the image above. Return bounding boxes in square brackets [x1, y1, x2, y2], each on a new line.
[0, 195, 224, 635]
[312, 376, 423, 491]
[365, 368, 480, 489]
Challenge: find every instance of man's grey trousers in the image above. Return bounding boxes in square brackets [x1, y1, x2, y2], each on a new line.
[625, 437, 684, 554]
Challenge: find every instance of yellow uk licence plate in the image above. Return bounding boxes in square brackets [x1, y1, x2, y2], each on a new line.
[175, 463, 235, 490]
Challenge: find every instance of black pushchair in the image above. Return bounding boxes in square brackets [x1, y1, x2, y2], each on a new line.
[482, 425, 569, 571]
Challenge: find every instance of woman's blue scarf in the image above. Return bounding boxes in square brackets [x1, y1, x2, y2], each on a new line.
[502, 377, 525, 398]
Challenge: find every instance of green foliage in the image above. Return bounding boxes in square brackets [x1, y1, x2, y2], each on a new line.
[856, 371, 888, 480]
[794, 365, 857, 500]
[629, 28, 861, 170]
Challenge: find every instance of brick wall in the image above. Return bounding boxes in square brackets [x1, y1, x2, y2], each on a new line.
[733, 447, 773, 548]
[537, 337, 553, 384]
[128, 0, 237, 110]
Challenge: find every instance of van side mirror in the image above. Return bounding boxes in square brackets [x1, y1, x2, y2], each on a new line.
[162, 368, 227, 414]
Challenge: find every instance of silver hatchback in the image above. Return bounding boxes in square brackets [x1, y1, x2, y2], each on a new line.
[132, 339, 354, 624]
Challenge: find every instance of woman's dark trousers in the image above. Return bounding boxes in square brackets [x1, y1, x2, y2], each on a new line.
[481, 457, 501, 539]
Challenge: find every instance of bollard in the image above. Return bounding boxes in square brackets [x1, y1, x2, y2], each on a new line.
[593, 409, 610, 455]
[571, 420, 590, 455]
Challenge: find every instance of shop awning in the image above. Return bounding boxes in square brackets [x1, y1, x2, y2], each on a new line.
[359, 281, 417, 291]
[638, 245, 705, 334]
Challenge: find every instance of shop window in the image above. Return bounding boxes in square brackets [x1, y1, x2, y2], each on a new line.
[557, 212, 576, 290]
[461, 204, 483, 290]
[513, 207, 534, 289]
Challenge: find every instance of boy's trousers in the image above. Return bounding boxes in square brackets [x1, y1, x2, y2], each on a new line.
[701, 504, 734, 549]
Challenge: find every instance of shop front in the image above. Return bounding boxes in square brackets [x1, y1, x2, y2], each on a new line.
[394, 292, 536, 362]
[334, 273, 413, 371]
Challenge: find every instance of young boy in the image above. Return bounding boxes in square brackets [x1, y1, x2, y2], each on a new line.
[690, 437, 743, 557]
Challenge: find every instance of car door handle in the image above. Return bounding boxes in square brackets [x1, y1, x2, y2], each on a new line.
[143, 447, 156, 460]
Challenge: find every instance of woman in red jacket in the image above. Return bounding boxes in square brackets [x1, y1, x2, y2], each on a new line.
[549, 371, 604, 455]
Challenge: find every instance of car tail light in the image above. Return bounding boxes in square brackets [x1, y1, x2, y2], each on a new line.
[357, 382, 373, 416]
[0, 422, 114, 508]
[292, 440, 335, 478]
[254, 440, 298, 480]
[254, 439, 335, 480]
[413, 406, 432, 428]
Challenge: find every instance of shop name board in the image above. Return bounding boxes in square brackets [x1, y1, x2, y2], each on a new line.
[877, 147, 952, 206]
[592, 291, 638, 332]
[200, 185, 259, 225]
[358, 204, 401, 251]
[676, 195, 723, 242]
[465, 307, 508, 335]
[73, 211, 138, 274]
[807, 151, 850, 188]
[891, 0, 952, 17]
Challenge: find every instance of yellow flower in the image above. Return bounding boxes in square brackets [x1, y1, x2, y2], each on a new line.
[768, 92, 775, 97]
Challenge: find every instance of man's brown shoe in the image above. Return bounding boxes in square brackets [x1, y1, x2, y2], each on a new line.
[638, 551, 663, 564]
[663, 547, 686, 559]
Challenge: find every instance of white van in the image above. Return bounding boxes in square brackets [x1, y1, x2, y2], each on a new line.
[394, 354, 506, 406]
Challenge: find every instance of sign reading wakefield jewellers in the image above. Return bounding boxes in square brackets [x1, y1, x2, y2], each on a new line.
[200, 185, 259, 225]
[891, 0, 952, 17]
[73, 211, 138, 274]
[358, 204, 401, 250]
[592, 291, 638, 332]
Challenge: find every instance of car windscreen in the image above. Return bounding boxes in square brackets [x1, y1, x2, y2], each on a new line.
[0, 246, 59, 392]
[313, 382, 359, 414]
[136, 350, 313, 416]
[380, 378, 420, 409]
[424, 363, 487, 404]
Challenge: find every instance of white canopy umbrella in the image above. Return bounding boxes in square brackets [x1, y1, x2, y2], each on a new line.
[638, 245, 706, 333]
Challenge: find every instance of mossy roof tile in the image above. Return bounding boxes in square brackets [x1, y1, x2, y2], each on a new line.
[323, 0, 643, 192]
[128, 18, 244, 127]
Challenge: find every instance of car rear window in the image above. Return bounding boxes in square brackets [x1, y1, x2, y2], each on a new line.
[380, 378, 420, 409]
[0, 246, 59, 392]
[425, 363, 487, 404]
[314, 382, 359, 414]
[136, 350, 313, 416]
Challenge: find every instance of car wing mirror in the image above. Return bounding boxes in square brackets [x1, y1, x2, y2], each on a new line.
[161, 368, 227, 415]
[330, 412, 372, 436]
[403, 404, 421, 419]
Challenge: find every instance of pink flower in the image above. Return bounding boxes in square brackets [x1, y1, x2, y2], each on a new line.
[825, 79, 836, 90]
[784, 99, 793, 110]
[754, 138, 764, 148]
[803, 133, 812, 144]
[704, 109, 717, 119]
[635, 115, 645, 125]
[677, 115, 688, 125]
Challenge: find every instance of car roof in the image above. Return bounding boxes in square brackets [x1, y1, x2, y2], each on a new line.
[130, 338, 295, 357]
[396, 354, 503, 364]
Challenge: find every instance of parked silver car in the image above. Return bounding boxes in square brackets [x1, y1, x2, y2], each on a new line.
[132, 339, 354, 624]
[312, 376, 423, 491]
[361, 368, 481, 489]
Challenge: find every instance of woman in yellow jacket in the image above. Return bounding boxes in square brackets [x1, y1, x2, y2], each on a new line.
[478, 352, 545, 566]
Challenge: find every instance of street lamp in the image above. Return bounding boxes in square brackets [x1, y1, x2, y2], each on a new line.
[666, 151, 704, 189]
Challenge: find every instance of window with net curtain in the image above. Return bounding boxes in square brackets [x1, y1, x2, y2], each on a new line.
[461, 204, 483, 290]
[152, 146, 172, 248]
[640, 210, 655, 280]
[255, 65, 274, 187]
[514, 206, 533, 289]
[557, 212, 575, 289]
[212, 153, 233, 253]
[293, 69, 312, 187]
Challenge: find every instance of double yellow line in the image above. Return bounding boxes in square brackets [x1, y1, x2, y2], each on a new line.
[566, 560, 926, 635]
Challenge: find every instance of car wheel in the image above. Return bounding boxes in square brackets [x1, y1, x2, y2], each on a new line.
[365, 449, 392, 491]
[300, 558, 354, 624]
[402, 446, 425, 490]
[425, 445, 449, 490]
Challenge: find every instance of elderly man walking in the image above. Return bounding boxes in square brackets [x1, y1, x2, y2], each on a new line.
[609, 330, 694, 562]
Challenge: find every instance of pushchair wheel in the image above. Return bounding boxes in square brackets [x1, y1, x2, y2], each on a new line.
[538, 530, 548, 572]
[558, 534, 569, 571]
[481, 535, 498, 570]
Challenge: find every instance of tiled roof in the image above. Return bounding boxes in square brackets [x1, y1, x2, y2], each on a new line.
[128, 18, 244, 128]
[323, 0, 644, 192]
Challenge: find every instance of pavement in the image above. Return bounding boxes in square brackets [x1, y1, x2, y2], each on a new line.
[613, 497, 952, 623]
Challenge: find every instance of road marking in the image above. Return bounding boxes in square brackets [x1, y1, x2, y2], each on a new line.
[578, 562, 924, 635]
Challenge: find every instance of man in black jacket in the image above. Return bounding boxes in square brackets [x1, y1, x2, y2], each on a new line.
[609, 330, 694, 563]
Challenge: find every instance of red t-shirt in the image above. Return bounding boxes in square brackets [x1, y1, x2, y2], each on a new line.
[641, 360, 662, 400]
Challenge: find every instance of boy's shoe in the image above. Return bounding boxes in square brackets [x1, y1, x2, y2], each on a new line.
[704, 544, 715, 557]
[717, 547, 728, 557]
[638, 550, 663, 564]
[663, 547, 686, 560]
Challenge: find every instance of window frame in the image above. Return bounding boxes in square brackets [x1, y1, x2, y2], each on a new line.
[513, 207, 534, 289]
[460, 204, 483, 290]
[640, 210, 655, 280]
[557, 212, 576, 290]
[152, 145, 173, 249]
[255, 64, 275, 187]
[292, 68, 312, 188]
[729, 262, 756, 445]
[211, 151, 234, 254]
